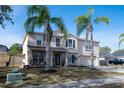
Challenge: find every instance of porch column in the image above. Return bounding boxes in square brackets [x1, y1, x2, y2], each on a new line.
[50, 51, 53, 67]
[28, 49, 32, 66]
[65, 52, 68, 67]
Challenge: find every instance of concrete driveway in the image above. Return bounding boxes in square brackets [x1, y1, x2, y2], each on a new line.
[95, 66, 124, 73]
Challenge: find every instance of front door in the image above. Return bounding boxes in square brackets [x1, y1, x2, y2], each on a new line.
[55, 54, 60, 66]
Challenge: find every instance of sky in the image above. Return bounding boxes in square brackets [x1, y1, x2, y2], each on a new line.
[0, 5, 124, 52]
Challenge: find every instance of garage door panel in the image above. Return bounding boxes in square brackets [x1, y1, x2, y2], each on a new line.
[77, 56, 98, 66]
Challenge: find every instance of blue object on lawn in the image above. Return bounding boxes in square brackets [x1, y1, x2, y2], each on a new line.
[6, 73, 23, 84]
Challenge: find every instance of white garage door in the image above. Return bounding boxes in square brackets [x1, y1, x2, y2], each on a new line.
[77, 56, 98, 66]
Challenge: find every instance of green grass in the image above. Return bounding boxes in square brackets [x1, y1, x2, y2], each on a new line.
[0, 66, 124, 88]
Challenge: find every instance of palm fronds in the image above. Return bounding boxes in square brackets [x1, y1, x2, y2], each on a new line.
[74, 15, 89, 36]
[94, 16, 110, 26]
[51, 17, 67, 39]
[119, 33, 124, 48]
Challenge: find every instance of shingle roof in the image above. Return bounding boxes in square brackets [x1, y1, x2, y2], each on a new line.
[99, 52, 112, 58]
[0, 44, 8, 52]
[112, 50, 124, 57]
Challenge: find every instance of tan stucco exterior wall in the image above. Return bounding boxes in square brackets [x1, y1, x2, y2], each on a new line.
[23, 35, 29, 66]
[22, 31, 99, 67]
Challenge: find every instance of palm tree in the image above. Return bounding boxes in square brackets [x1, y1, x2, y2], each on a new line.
[119, 33, 124, 49]
[75, 7, 110, 68]
[24, 5, 67, 71]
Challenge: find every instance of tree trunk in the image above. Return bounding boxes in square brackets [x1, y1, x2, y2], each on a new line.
[91, 31, 94, 68]
[86, 31, 89, 41]
[45, 41, 51, 71]
[6, 54, 12, 67]
[86, 24, 94, 68]
[45, 20, 51, 71]
[45, 35, 51, 71]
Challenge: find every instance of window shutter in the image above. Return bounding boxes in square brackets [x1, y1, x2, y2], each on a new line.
[73, 40, 75, 48]
[66, 39, 68, 47]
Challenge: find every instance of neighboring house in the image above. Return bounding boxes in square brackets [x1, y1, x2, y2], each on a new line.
[0, 44, 8, 53]
[99, 50, 124, 66]
[112, 50, 124, 59]
[22, 30, 99, 68]
[99, 53, 114, 65]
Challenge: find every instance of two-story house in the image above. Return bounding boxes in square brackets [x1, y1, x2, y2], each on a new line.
[22, 30, 99, 68]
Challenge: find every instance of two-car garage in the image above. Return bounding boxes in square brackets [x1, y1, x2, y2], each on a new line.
[76, 55, 99, 67]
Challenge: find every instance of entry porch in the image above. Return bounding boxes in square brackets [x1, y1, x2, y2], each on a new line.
[27, 46, 68, 67]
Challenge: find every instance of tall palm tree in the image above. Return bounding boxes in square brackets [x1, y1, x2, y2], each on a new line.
[75, 7, 110, 68]
[119, 33, 124, 49]
[24, 5, 67, 71]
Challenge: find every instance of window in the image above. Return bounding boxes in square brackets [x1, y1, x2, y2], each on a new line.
[32, 53, 38, 65]
[68, 55, 76, 65]
[85, 42, 91, 50]
[56, 38, 60, 46]
[36, 40, 41, 45]
[32, 51, 45, 65]
[66, 39, 75, 48]
[72, 55, 75, 64]
[68, 39, 72, 48]
[73, 40, 75, 48]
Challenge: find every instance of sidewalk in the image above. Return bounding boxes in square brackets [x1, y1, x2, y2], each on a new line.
[95, 66, 124, 73]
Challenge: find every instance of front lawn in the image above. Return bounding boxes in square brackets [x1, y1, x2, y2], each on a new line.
[0, 66, 124, 88]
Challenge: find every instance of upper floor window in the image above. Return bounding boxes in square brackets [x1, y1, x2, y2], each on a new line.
[56, 38, 60, 47]
[35, 35, 42, 46]
[36, 40, 41, 45]
[68, 39, 72, 48]
[85, 42, 91, 50]
[66, 39, 75, 48]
